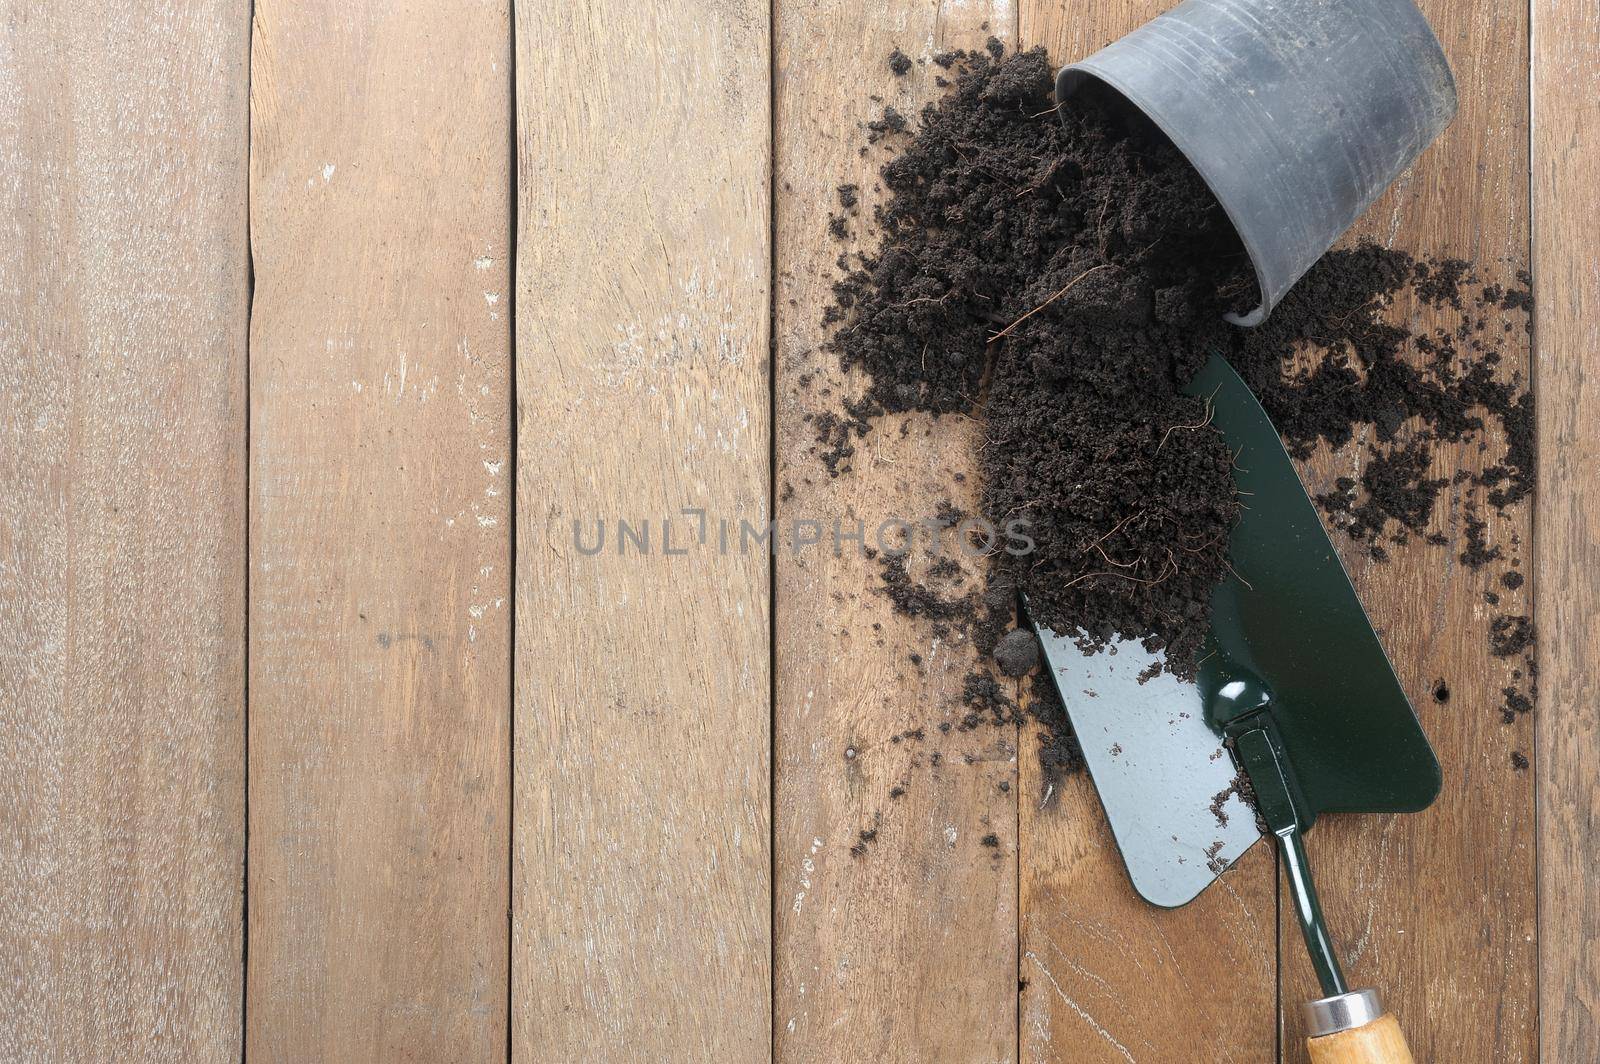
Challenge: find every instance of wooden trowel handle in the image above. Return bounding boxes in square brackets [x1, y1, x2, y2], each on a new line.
[1305, 996, 1414, 1064]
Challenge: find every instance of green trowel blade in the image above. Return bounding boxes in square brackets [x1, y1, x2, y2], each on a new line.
[1031, 354, 1440, 908]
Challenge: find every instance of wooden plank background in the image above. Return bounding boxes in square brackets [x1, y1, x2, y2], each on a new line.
[0, 3, 249, 1060]
[772, 4, 1020, 1061]
[1532, 0, 1600, 1056]
[246, 0, 512, 1058]
[511, 0, 772, 1059]
[2, 0, 1594, 1060]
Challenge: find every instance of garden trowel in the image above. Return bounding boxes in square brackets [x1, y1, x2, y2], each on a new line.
[1029, 355, 1440, 1064]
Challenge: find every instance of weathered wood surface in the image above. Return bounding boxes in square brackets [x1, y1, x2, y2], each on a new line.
[246, 1, 512, 1058]
[772, 5, 1021, 1061]
[0, 2, 249, 1060]
[511, 0, 772, 1059]
[1532, 0, 1600, 1055]
[1014, 8, 1279, 1063]
[1019, 775, 1277, 1064]
[2, 1, 1584, 1058]
[1275, 0, 1538, 1060]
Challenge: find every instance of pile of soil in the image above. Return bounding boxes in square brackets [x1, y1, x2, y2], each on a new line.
[820, 45, 1534, 787]
[828, 45, 1254, 671]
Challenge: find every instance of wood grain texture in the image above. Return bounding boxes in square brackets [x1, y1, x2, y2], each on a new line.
[247, 2, 512, 1059]
[1014, 6, 1278, 1062]
[1019, 775, 1276, 1064]
[1532, 0, 1600, 1053]
[772, 5, 1020, 1061]
[1278, 0, 1537, 1059]
[511, 1, 771, 1059]
[1305, 1015, 1414, 1064]
[0, 3, 248, 1060]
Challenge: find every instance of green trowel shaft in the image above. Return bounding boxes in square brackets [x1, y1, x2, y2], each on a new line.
[1234, 725, 1346, 996]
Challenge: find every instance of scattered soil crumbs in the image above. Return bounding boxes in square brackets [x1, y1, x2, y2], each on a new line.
[1028, 669, 1083, 797]
[1502, 686, 1534, 723]
[1490, 615, 1535, 658]
[819, 44, 1535, 843]
[993, 629, 1041, 677]
[1209, 757, 1268, 834]
[1459, 514, 1504, 568]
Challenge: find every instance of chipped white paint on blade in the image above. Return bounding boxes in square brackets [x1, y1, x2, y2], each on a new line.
[1035, 626, 1262, 908]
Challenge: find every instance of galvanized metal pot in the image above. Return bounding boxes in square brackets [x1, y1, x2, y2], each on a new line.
[1058, 0, 1457, 325]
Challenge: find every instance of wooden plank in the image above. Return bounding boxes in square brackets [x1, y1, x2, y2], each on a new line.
[1019, 778, 1277, 1064]
[246, 3, 512, 1059]
[1278, 0, 1537, 1059]
[0, 3, 248, 1059]
[1014, 8, 1279, 1063]
[772, 6, 1020, 1061]
[1532, 0, 1600, 1054]
[510, 1, 770, 1058]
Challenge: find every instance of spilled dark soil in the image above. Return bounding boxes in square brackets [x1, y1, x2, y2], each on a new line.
[827, 48, 1255, 673]
[819, 45, 1534, 797]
